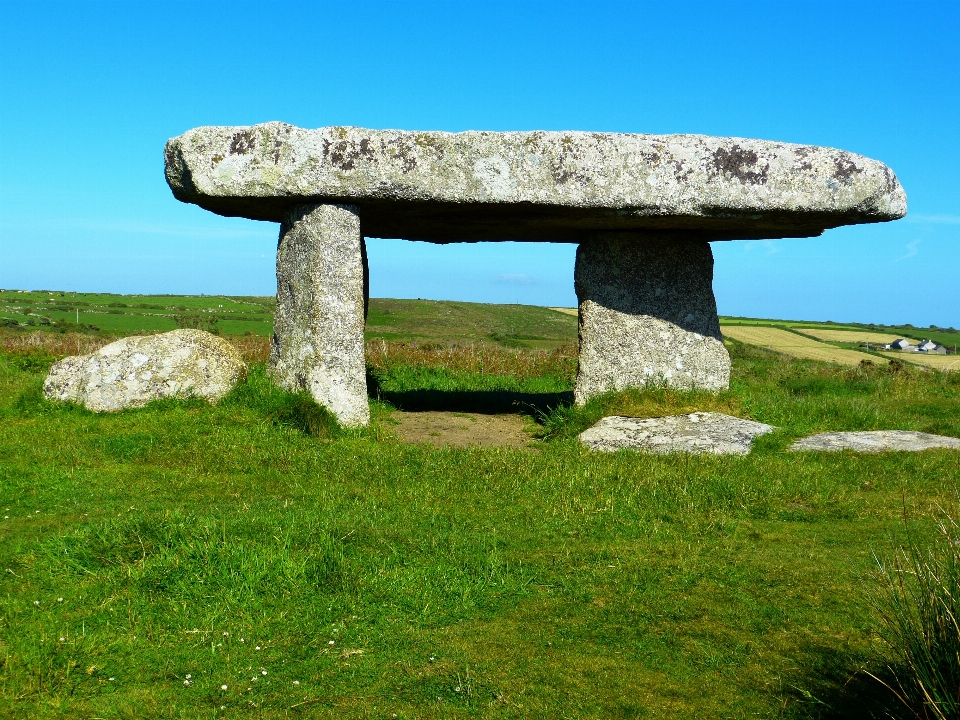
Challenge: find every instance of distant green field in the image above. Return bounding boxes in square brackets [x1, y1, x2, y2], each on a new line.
[0, 290, 276, 337]
[0, 291, 579, 349]
[366, 298, 576, 349]
[4, 289, 955, 352]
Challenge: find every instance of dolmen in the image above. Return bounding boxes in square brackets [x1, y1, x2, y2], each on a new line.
[165, 124, 906, 426]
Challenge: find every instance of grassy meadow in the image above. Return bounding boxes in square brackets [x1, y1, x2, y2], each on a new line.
[2, 296, 960, 718]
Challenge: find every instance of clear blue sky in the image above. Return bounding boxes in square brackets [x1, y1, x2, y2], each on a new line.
[1, 0, 957, 326]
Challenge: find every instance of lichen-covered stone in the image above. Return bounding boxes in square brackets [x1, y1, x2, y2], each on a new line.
[270, 203, 369, 427]
[790, 431, 960, 452]
[579, 412, 776, 455]
[43, 329, 246, 412]
[574, 234, 729, 402]
[165, 123, 906, 242]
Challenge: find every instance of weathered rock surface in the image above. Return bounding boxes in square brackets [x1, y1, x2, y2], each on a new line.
[579, 412, 775, 455]
[790, 431, 960, 452]
[44, 329, 246, 412]
[574, 234, 730, 402]
[270, 203, 370, 427]
[165, 123, 906, 242]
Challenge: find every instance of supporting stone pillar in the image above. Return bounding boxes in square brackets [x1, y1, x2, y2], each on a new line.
[270, 203, 370, 426]
[574, 234, 730, 405]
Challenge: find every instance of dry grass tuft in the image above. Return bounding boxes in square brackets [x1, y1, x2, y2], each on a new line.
[880, 352, 960, 372]
[0, 330, 274, 365]
[0, 332, 576, 380]
[228, 335, 272, 364]
[0, 331, 115, 358]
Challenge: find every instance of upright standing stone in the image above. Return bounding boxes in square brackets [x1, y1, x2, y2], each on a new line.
[574, 234, 730, 404]
[270, 203, 370, 426]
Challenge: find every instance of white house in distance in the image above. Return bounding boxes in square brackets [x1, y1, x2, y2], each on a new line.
[918, 340, 948, 354]
[890, 338, 914, 351]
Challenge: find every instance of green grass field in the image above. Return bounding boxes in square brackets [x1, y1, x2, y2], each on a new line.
[2, 295, 960, 718]
[5, 288, 957, 353]
[0, 291, 579, 349]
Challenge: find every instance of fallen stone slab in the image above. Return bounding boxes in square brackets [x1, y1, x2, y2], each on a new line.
[579, 412, 776, 455]
[166, 123, 906, 242]
[44, 329, 246, 412]
[790, 431, 960, 452]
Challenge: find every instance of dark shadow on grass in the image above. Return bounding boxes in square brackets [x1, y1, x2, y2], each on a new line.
[779, 645, 907, 720]
[373, 388, 573, 415]
[367, 372, 572, 415]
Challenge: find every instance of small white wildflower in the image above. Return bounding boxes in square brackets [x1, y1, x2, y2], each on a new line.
[255, 645, 261, 650]
[183, 680, 191, 686]
[59, 637, 65, 642]
[221, 684, 228, 691]
[3, 516, 8, 520]
[109, 677, 115, 681]
[186, 674, 191, 679]
[261, 670, 267, 676]
[328, 640, 335, 646]
[239, 638, 244, 643]
[293, 680, 300, 685]
[57, 598, 63, 602]
[223, 631, 229, 636]
[33, 600, 40, 605]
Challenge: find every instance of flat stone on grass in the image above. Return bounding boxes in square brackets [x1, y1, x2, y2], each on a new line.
[790, 431, 960, 452]
[579, 412, 776, 455]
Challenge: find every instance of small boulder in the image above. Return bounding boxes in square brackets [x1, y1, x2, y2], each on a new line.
[790, 431, 960, 452]
[44, 329, 246, 412]
[579, 412, 776, 455]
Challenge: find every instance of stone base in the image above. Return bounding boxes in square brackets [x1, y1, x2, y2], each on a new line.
[579, 413, 775, 455]
[790, 431, 960, 452]
[574, 234, 730, 405]
[270, 203, 370, 426]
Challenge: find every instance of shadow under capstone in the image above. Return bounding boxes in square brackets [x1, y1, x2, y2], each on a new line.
[367, 373, 572, 415]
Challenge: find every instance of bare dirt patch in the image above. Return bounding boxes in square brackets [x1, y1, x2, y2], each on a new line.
[388, 411, 537, 449]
